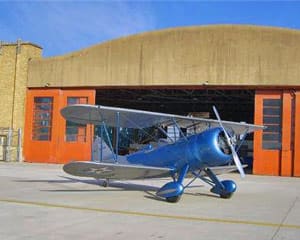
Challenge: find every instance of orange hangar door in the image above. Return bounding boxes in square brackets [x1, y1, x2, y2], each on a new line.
[58, 90, 95, 164]
[294, 91, 300, 177]
[24, 89, 95, 163]
[253, 91, 282, 176]
[24, 90, 60, 163]
[253, 90, 297, 176]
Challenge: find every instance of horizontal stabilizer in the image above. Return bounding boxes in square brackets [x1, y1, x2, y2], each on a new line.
[63, 161, 173, 180]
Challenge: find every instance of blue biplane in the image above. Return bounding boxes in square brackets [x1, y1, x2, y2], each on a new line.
[61, 104, 264, 202]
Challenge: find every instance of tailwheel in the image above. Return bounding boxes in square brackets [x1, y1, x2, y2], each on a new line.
[102, 179, 109, 187]
[166, 195, 181, 203]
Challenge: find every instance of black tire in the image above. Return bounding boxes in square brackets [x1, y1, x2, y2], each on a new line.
[166, 195, 181, 203]
[102, 180, 108, 188]
[220, 192, 233, 199]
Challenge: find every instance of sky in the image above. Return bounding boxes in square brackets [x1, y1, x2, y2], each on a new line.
[1, 0, 300, 57]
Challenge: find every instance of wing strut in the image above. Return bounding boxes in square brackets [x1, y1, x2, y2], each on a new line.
[101, 121, 117, 162]
[172, 118, 187, 141]
[115, 111, 120, 160]
[158, 126, 175, 143]
[100, 122, 103, 162]
[235, 128, 249, 153]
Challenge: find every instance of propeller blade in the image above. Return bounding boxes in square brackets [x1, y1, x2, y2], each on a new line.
[212, 106, 245, 178]
[231, 146, 246, 178]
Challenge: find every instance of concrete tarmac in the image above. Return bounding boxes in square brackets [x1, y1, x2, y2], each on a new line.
[0, 162, 299, 240]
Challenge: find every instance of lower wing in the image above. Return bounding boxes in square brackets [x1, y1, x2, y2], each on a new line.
[63, 161, 173, 180]
[204, 164, 248, 176]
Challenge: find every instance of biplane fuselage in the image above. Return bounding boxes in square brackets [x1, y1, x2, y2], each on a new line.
[127, 127, 232, 172]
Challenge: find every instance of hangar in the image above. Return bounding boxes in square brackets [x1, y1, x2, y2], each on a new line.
[1, 25, 300, 176]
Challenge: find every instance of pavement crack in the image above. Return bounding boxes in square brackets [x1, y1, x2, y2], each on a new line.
[270, 196, 299, 240]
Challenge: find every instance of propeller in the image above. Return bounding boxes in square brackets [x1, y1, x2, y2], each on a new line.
[212, 106, 245, 178]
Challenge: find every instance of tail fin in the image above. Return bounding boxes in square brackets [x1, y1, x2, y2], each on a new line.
[92, 136, 115, 162]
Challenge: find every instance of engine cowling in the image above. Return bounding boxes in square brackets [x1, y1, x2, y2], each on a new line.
[189, 127, 233, 169]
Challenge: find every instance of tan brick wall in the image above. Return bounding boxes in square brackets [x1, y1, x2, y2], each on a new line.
[0, 42, 42, 131]
[0, 45, 15, 128]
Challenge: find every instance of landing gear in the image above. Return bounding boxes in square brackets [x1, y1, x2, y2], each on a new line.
[156, 164, 189, 203]
[95, 178, 110, 187]
[102, 179, 109, 187]
[218, 180, 236, 199]
[157, 165, 237, 202]
[203, 168, 236, 198]
[183, 168, 237, 199]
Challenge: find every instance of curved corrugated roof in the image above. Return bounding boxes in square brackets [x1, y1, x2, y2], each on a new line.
[28, 25, 300, 88]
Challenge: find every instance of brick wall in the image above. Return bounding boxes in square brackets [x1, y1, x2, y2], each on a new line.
[0, 41, 42, 131]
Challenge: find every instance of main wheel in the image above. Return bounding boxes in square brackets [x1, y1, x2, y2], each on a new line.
[166, 195, 181, 203]
[219, 180, 236, 199]
[220, 192, 234, 199]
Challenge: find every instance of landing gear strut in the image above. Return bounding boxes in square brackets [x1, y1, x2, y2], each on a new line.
[157, 165, 237, 202]
[156, 164, 189, 203]
[203, 168, 236, 198]
[183, 167, 237, 199]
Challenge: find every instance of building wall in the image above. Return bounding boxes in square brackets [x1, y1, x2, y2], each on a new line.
[0, 42, 42, 131]
[28, 25, 300, 88]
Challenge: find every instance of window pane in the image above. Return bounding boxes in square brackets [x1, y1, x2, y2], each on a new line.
[263, 116, 281, 124]
[263, 107, 281, 116]
[262, 99, 282, 150]
[262, 133, 281, 141]
[32, 97, 53, 141]
[65, 97, 88, 142]
[263, 99, 281, 107]
[263, 141, 281, 150]
[263, 125, 280, 133]
[67, 97, 79, 105]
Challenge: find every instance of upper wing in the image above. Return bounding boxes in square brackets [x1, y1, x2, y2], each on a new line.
[61, 104, 265, 135]
[63, 161, 173, 180]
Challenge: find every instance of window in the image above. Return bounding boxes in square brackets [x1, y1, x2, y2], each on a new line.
[32, 97, 53, 141]
[262, 99, 282, 150]
[65, 97, 88, 142]
[291, 97, 295, 150]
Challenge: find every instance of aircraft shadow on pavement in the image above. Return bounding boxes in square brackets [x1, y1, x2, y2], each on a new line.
[15, 176, 219, 201]
[15, 175, 160, 192]
[184, 192, 220, 199]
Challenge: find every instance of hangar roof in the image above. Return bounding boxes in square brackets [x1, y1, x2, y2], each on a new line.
[28, 25, 300, 88]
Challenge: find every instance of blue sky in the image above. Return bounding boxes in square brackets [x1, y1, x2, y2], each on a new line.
[1, 1, 300, 57]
